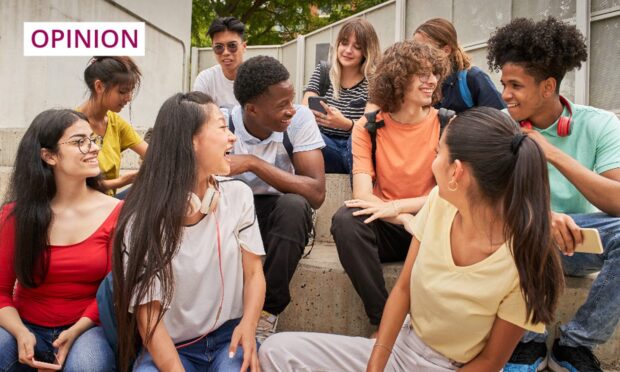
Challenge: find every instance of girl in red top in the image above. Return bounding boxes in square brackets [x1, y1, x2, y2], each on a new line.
[0, 109, 121, 371]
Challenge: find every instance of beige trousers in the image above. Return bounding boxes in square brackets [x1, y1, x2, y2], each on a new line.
[259, 321, 462, 372]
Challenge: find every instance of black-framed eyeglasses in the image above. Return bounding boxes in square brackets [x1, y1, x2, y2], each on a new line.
[213, 41, 239, 55]
[58, 135, 103, 154]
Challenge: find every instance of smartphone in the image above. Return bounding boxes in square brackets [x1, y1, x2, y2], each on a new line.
[308, 96, 328, 115]
[31, 359, 62, 370]
[574, 228, 603, 254]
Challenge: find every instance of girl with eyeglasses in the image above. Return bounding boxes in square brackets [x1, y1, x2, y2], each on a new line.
[302, 18, 381, 174]
[0, 109, 121, 371]
[78, 56, 148, 198]
[413, 18, 506, 113]
[260, 107, 564, 371]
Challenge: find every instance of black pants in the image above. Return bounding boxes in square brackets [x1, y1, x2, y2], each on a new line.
[331, 206, 412, 325]
[254, 194, 312, 315]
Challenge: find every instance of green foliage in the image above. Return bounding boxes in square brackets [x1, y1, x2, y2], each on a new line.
[191, 0, 386, 47]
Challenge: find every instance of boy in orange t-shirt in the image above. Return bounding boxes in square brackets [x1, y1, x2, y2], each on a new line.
[332, 40, 448, 327]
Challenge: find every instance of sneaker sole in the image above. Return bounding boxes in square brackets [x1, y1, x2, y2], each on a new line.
[504, 356, 548, 372]
[547, 356, 577, 372]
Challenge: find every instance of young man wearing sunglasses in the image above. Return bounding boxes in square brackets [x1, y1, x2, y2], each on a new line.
[193, 17, 247, 109]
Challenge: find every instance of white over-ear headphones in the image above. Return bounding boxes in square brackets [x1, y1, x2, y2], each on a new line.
[187, 178, 220, 216]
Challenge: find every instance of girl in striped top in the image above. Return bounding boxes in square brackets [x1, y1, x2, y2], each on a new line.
[302, 18, 381, 174]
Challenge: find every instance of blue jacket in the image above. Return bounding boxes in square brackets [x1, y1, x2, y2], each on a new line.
[434, 66, 506, 113]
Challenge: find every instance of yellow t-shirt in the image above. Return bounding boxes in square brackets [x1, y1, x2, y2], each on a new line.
[98, 111, 142, 195]
[410, 187, 544, 363]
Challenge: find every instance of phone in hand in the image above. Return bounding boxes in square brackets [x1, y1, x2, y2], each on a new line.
[574, 228, 603, 254]
[308, 96, 328, 115]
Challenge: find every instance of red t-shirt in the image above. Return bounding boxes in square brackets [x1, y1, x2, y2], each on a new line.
[0, 202, 122, 327]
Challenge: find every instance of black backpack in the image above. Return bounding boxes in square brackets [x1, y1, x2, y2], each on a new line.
[318, 60, 331, 97]
[363, 108, 456, 169]
[228, 114, 294, 160]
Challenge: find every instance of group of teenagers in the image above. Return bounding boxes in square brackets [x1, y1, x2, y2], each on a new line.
[0, 12, 619, 372]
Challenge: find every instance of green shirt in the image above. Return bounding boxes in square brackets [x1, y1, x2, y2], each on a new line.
[533, 100, 620, 214]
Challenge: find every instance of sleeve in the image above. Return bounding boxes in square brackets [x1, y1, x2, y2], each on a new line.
[81, 202, 123, 323]
[303, 64, 323, 95]
[412, 187, 437, 243]
[497, 278, 546, 333]
[594, 113, 620, 174]
[81, 300, 100, 323]
[236, 184, 265, 256]
[469, 67, 506, 110]
[351, 116, 375, 178]
[0, 206, 17, 311]
[193, 69, 213, 96]
[112, 113, 142, 152]
[289, 105, 325, 153]
[120, 222, 164, 313]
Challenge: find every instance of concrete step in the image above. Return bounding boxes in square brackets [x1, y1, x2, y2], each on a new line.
[278, 243, 620, 370]
[314, 174, 351, 244]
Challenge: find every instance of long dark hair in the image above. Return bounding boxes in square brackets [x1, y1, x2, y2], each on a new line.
[84, 56, 142, 96]
[3, 109, 103, 288]
[444, 107, 564, 324]
[113, 92, 215, 371]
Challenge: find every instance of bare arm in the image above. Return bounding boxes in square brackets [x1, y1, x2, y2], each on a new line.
[0, 307, 37, 367]
[525, 129, 620, 216]
[458, 318, 525, 371]
[367, 237, 421, 371]
[350, 173, 427, 225]
[136, 302, 184, 372]
[130, 140, 148, 158]
[229, 250, 265, 372]
[301, 91, 317, 106]
[229, 149, 326, 209]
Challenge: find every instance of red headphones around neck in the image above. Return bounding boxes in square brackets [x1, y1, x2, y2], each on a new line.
[519, 95, 573, 137]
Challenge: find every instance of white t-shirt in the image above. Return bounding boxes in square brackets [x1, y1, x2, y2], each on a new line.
[126, 178, 264, 343]
[193, 64, 239, 110]
[228, 104, 325, 195]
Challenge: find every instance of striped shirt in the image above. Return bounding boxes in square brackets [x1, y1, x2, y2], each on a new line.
[304, 63, 368, 138]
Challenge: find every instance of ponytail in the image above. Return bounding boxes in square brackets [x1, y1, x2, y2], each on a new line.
[504, 134, 564, 324]
[445, 107, 564, 325]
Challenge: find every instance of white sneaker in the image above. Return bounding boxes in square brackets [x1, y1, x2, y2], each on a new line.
[256, 310, 279, 343]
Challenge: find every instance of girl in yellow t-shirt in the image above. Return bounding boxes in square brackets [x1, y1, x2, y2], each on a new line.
[259, 107, 564, 371]
[78, 56, 147, 197]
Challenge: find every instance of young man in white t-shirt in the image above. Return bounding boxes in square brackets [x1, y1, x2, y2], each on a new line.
[227, 56, 326, 342]
[193, 17, 246, 109]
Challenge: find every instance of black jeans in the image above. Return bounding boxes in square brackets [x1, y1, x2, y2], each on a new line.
[331, 206, 412, 325]
[254, 194, 312, 315]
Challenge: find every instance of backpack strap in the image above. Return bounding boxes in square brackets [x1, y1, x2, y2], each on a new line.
[457, 69, 474, 108]
[438, 108, 456, 136]
[318, 61, 331, 97]
[363, 110, 385, 171]
[282, 131, 294, 160]
[228, 113, 235, 133]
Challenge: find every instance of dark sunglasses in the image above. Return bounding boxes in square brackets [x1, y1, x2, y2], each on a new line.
[213, 41, 239, 55]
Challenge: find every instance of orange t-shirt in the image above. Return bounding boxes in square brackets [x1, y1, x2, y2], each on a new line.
[352, 109, 439, 201]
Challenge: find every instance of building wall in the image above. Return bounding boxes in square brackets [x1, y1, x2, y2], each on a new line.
[193, 0, 619, 114]
[0, 0, 192, 129]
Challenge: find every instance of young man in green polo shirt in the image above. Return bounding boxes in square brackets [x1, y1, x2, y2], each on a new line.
[487, 17, 620, 372]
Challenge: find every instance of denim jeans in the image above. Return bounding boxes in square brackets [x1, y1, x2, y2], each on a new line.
[133, 318, 249, 372]
[522, 213, 620, 349]
[321, 133, 352, 174]
[0, 323, 114, 371]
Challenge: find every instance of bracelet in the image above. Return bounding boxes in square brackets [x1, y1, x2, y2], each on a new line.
[373, 343, 392, 354]
[349, 118, 355, 130]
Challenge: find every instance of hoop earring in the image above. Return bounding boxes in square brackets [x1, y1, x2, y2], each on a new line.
[448, 180, 458, 192]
